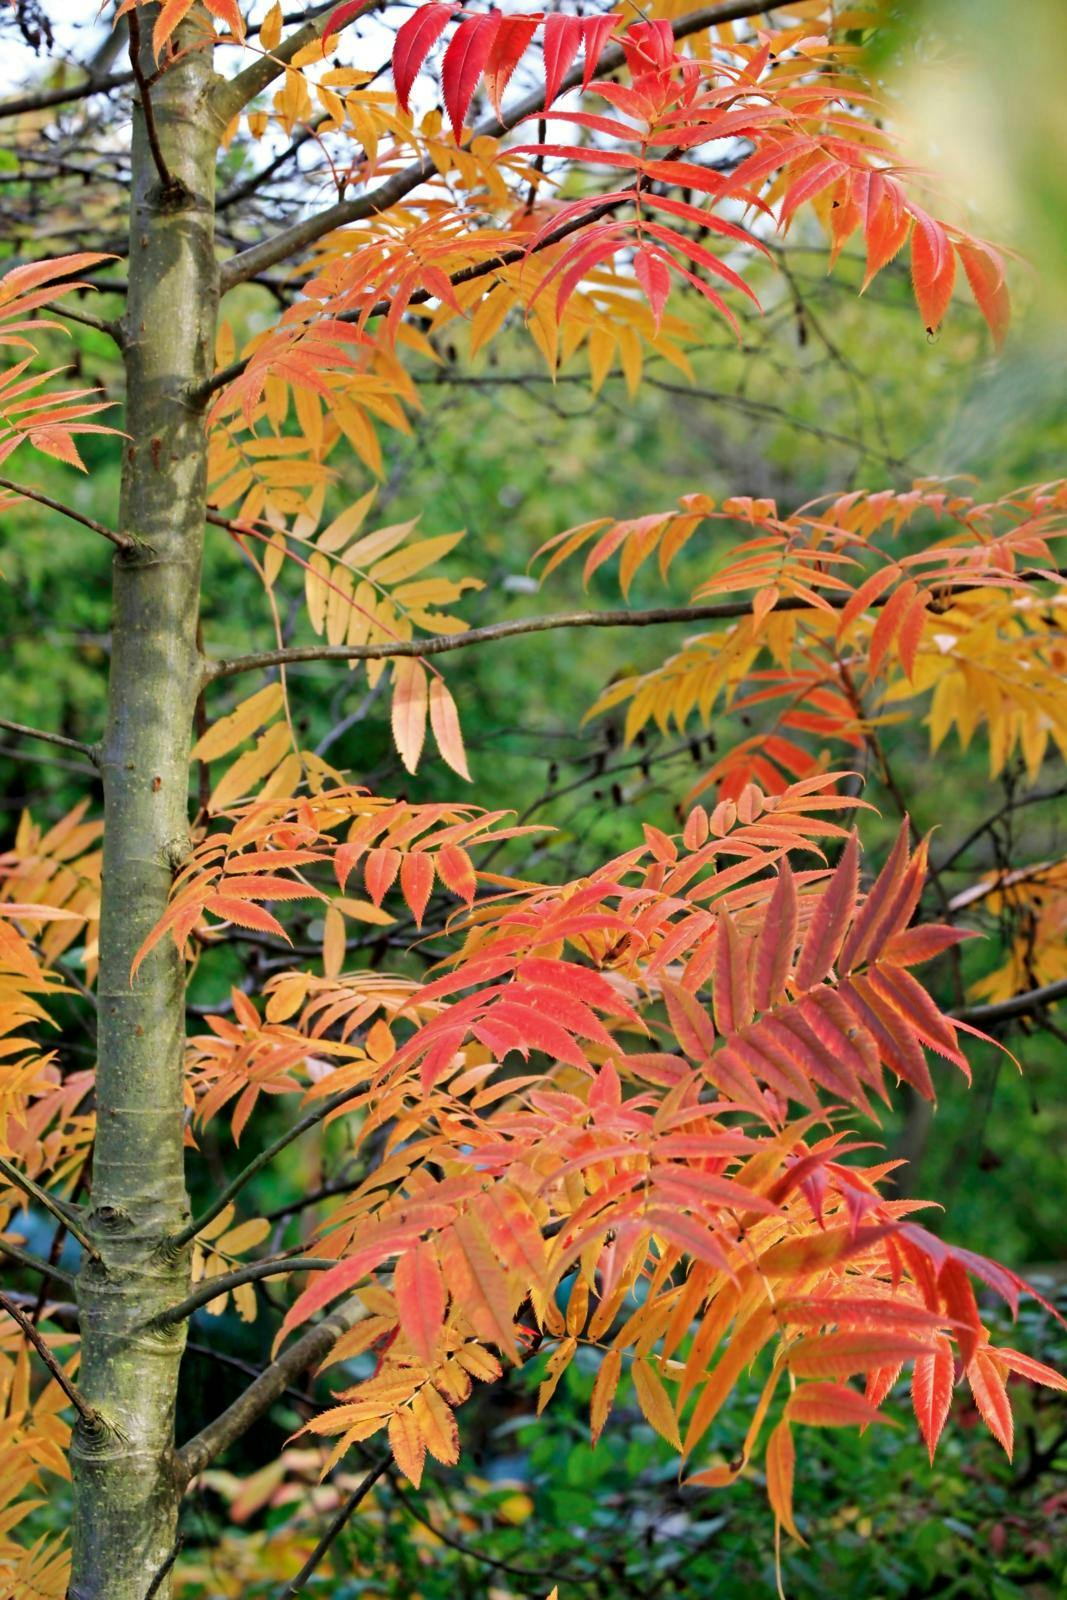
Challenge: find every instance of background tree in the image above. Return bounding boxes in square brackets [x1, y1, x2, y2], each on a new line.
[0, 3, 1064, 1599]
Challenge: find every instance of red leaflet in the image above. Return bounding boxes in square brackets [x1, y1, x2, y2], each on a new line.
[400, 850, 434, 926]
[863, 177, 910, 287]
[435, 842, 476, 904]
[661, 977, 716, 1059]
[794, 833, 858, 990]
[634, 247, 670, 327]
[839, 821, 910, 974]
[938, 1257, 982, 1366]
[712, 910, 752, 1035]
[394, 1241, 447, 1366]
[912, 1335, 955, 1462]
[516, 957, 641, 1022]
[753, 861, 798, 1012]
[996, 1347, 1067, 1392]
[365, 845, 401, 907]
[484, 15, 538, 115]
[442, 11, 501, 133]
[967, 1349, 1013, 1458]
[910, 210, 956, 332]
[835, 564, 897, 641]
[393, 2, 455, 112]
[580, 13, 617, 91]
[203, 896, 288, 939]
[957, 239, 1011, 349]
[785, 1381, 893, 1429]
[780, 158, 848, 228]
[542, 12, 583, 108]
[278, 1223, 423, 1343]
[867, 577, 919, 678]
[881, 924, 971, 966]
[787, 1332, 934, 1380]
[323, 0, 371, 40]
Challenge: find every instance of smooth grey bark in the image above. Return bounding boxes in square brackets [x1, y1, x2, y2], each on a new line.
[68, 13, 221, 1598]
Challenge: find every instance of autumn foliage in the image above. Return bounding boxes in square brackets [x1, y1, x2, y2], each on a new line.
[0, 3, 1064, 1597]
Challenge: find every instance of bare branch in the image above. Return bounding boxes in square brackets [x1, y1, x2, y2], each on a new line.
[0, 715, 98, 761]
[278, 1455, 391, 1597]
[0, 70, 134, 122]
[127, 8, 178, 196]
[0, 1154, 98, 1256]
[203, 597, 816, 682]
[50, 303, 124, 340]
[0, 1238, 77, 1287]
[169, 1087, 363, 1248]
[435, 371, 907, 469]
[935, 784, 1067, 876]
[0, 475, 131, 553]
[176, 1295, 369, 1483]
[217, 116, 327, 211]
[952, 978, 1067, 1029]
[154, 1256, 340, 1327]
[0, 1290, 99, 1426]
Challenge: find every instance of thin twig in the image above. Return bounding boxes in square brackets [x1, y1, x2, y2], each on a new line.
[0, 1154, 98, 1256]
[935, 784, 1067, 876]
[170, 1090, 378, 1249]
[154, 1256, 339, 1326]
[276, 1455, 390, 1598]
[0, 1290, 99, 1426]
[0, 475, 131, 552]
[143, 1536, 183, 1600]
[0, 715, 98, 760]
[0, 70, 134, 121]
[0, 1237, 77, 1287]
[50, 303, 124, 343]
[128, 8, 178, 195]
[203, 595, 797, 680]
[951, 977, 1067, 1028]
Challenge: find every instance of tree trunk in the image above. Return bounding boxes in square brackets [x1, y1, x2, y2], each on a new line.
[69, 13, 219, 1598]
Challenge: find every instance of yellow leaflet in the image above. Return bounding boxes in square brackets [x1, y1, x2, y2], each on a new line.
[191, 685, 284, 763]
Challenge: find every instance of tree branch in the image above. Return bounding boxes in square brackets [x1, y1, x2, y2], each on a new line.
[0, 715, 98, 761]
[0, 70, 134, 122]
[204, 557, 1064, 682]
[935, 784, 1067, 876]
[0, 1154, 97, 1256]
[203, 596, 827, 682]
[277, 1455, 391, 1598]
[217, 115, 327, 211]
[0, 1237, 77, 1287]
[50, 304, 124, 342]
[127, 8, 178, 195]
[155, 1256, 341, 1327]
[0, 475, 132, 552]
[951, 978, 1067, 1029]
[434, 371, 907, 469]
[176, 1294, 368, 1483]
[0, 1290, 99, 1426]
[169, 1087, 364, 1248]
[216, 0, 777, 292]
